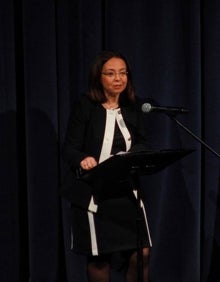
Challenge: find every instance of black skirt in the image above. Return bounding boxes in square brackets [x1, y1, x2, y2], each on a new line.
[70, 184, 152, 255]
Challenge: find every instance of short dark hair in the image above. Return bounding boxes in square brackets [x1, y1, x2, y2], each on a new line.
[87, 50, 135, 104]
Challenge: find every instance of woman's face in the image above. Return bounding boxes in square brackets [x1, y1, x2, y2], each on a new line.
[100, 57, 128, 98]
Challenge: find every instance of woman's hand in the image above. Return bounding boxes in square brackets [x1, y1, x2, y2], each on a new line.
[80, 156, 98, 170]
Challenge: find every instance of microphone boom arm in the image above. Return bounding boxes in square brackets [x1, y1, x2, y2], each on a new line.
[170, 115, 220, 158]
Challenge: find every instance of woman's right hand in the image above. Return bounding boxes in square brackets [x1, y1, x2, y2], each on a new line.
[80, 156, 97, 170]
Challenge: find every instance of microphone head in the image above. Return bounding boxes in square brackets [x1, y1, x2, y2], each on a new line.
[141, 103, 152, 113]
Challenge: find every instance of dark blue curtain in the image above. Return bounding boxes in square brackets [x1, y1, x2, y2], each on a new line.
[1, 0, 220, 281]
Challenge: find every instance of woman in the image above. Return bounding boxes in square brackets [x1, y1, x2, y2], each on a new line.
[62, 50, 152, 281]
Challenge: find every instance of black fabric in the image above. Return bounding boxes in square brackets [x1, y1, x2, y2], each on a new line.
[63, 94, 151, 255]
[111, 122, 127, 155]
[1, 0, 220, 281]
[71, 195, 150, 255]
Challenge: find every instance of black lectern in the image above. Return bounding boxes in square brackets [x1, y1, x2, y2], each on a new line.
[80, 149, 194, 192]
[79, 149, 194, 282]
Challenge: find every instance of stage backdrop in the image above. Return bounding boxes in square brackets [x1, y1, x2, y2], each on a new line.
[1, 0, 220, 281]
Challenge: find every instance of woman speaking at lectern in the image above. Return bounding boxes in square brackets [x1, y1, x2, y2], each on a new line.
[62, 50, 152, 282]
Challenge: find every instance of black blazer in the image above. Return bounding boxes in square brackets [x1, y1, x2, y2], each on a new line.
[61, 95, 149, 210]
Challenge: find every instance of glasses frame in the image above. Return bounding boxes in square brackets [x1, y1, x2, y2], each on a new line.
[101, 71, 128, 79]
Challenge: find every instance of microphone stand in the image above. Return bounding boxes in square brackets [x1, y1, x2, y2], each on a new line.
[130, 170, 144, 282]
[167, 113, 220, 282]
[168, 114, 220, 159]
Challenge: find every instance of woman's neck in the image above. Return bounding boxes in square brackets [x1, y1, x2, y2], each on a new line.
[102, 95, 119, 110]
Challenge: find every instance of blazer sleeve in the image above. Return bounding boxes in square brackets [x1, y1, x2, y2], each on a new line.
[61, 96, 97, 211]
[62, 96, 91, 170]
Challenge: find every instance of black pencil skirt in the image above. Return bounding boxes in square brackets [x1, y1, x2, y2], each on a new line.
[70, 188, 152, 256]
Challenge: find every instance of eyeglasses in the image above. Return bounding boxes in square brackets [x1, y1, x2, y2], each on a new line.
[101, 71, 128, 78]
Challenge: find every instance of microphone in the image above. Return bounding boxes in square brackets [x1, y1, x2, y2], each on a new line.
[142, 103, 189, 114]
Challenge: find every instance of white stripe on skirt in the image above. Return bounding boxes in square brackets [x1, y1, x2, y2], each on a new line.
[133, 190, 152, 247]
[88, 210, 99, 255]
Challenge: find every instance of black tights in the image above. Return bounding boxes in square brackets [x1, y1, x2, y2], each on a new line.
[87, 248, 150, 282]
